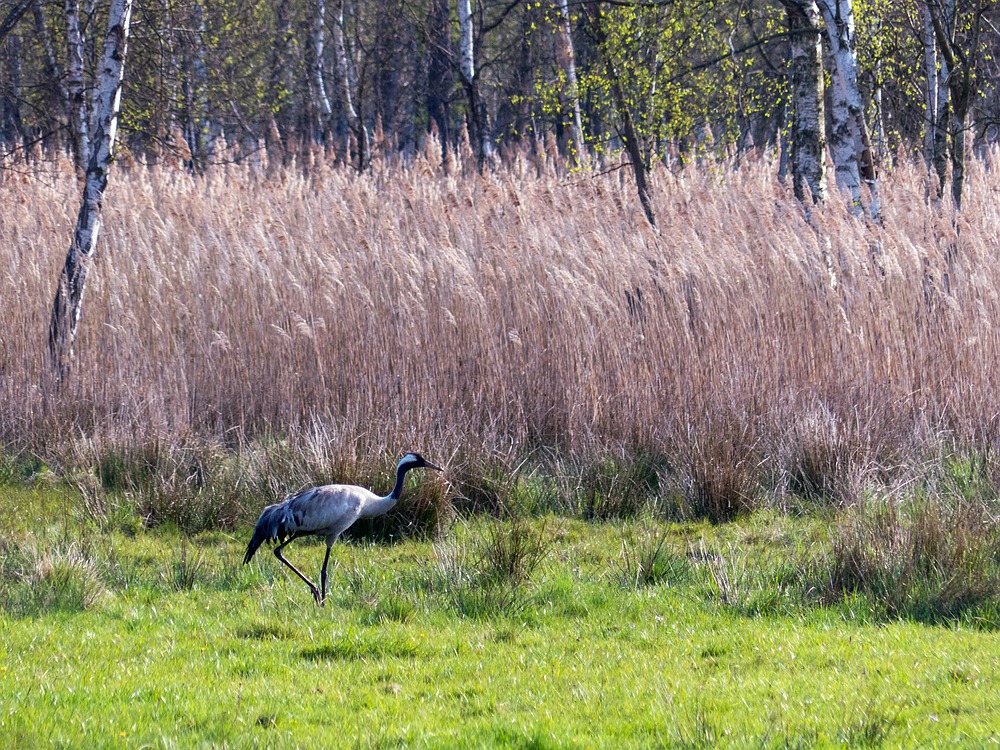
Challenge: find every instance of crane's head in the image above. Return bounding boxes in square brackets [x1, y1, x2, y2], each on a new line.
[399, 452, 444, 472]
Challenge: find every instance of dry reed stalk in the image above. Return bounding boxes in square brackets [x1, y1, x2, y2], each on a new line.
[3, 149, 1000, 516]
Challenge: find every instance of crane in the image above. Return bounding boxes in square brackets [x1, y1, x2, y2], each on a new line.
[243, 452, 443, 604]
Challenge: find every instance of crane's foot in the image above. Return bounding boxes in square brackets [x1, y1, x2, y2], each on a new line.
[310, 585, 322, 604]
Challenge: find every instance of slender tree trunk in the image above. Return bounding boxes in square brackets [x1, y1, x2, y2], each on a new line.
[457, 0, 491, 170]
[818, 0, 879, 217]
[585, 4, 655, 228]
[32, 1, 70, 155]
[32, 2, 61, 86]
[929, 0, 975, 210]
[778, 95, 791, 185]
[181, 0, 212, 171]
[65, 0, 89, 172]
[0, 0, 36, 45]
[195, 0, 214, 164]
[310, 0, 334, 142]
[921, 2, 938, 192]
[783, 0, 827, 205]
[426, 0, 452, 157]
[610, 76, 655, 228]
[32, 1, 67, 143]
[332, 0, 368, 170]
[1, 30, 26, 151]
[870, 19, 887, 164]
[823, 51, 863, 211]
[923, 0, 951, 198]
[554, 0, 585, 166]
[934, 62, 950, 196]
[49, 0, 133, 379]
[0, 0, 31, 155]
[266, 0, 292, 160]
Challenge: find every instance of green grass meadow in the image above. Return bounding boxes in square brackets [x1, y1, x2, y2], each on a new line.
[3, 483, 1000, 749]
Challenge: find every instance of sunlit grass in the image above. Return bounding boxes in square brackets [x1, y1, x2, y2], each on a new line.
[3, 486, 1000, 748]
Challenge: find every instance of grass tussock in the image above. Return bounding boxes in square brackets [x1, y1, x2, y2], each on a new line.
[614, 521, 690, 589]
[430, 516, 552, 617]
[5, 152, 1000, 530]
[0, 539, 107, 615]
[812, 497, 1000, 624]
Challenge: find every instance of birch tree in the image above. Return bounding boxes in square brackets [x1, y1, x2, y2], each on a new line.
[817, 0, 879, 217]
[48, 0, 133, 379]
[782, 0, 827, 205]
[554, 0, 585, 165]
[921, 1, 949, 193]
[310, 0, 334, 142]
[65, 0, 89, 172]
[332, 0, 368, 170]
[582, 3, 656, 227]
[181, 0, 213, 171]
[458, 0, 493, 169]
[926, 0, 988, 210]
[32, 0, 67, 142]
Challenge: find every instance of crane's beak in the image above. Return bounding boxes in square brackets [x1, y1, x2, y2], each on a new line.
[424, 459, 444, 472]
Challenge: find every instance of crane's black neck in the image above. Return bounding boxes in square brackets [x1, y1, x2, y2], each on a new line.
[387, 460, 413, 501]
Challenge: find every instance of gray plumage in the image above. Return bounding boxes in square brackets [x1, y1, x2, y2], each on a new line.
[243, 452, 443, 604]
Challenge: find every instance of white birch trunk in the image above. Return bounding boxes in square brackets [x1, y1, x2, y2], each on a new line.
[818, 0, 877, 216]
[784, 0, 826, 205]
[554, 0, 585, 165]
[921, 1, 938, 189]
[64, 0, 89, 171]
[458, 0, 474, 88]
[49, 0, 133, 378]
[923, 0, 952, 197]
[332, 0, 368, 170]
[457, 0, 491, 168]
[311, 0, 333, 138]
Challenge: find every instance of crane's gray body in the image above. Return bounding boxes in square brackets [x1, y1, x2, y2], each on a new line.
[244, 483, 385, 559]
[243, 452, 442, 604]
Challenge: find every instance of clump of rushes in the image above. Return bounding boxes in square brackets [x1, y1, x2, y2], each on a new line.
[613, 521, 690, 589]
[810, 497, 1000, 624]
[431, 516, 552, 617]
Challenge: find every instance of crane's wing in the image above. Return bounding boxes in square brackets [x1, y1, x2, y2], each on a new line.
[286, 484, 374, 534]
[243, 484, 379, 565]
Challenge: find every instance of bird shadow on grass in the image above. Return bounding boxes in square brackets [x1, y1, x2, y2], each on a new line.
[300, 631, 420, 662]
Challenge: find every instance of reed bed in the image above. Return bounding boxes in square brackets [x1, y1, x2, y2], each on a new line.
[3, 150, 1000, 525]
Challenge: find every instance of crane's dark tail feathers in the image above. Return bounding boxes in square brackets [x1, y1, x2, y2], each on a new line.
[243, 503, 293, 565]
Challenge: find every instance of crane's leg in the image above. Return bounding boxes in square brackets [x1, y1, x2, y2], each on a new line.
[273, 538, 322, 604]
[319, 544, 333, 605]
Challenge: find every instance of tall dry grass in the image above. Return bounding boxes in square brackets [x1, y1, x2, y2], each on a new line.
[3, 148, 1000, 524]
